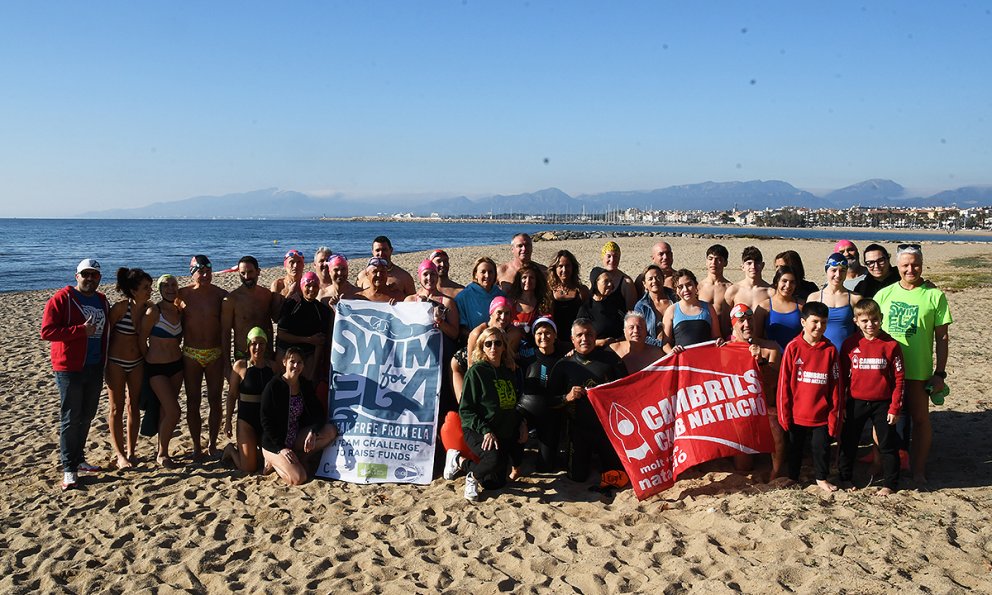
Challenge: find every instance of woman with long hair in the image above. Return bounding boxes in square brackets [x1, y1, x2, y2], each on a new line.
[546, 250, 589, 337]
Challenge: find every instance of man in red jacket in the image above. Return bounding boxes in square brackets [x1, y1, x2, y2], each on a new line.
[41, 259, 110, 490]
[776, 301, 844, 492]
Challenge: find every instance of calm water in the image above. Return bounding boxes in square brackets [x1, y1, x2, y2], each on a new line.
[1, 218, 983, 292]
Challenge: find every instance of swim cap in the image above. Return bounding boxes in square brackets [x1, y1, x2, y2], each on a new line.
[247, 326, 268, 345]
[825, 253, 848, 270]
[366, 257, 389, 269]
[300, 271, 320, 290]
[418, 259, 438, 275]
[284, 249, 304, 263]
[429, 249, 448, 260]
[833, 240, 855, 252]
[602, 241, 620, 256]
[489, 296, 514, 314]
[189, 255, 211, 275]
[157, 274, 175, 289]
[730, 303, 753, 326]
[532, 316, 557, 334]
[589, 266, 607, 287]
[328, 254, 348, 268]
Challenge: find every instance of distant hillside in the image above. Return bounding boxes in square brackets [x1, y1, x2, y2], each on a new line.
[78, 180, 992, 219]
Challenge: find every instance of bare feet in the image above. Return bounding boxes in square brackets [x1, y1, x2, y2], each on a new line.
[116, 454, 134, 470]
[816, 479, 839, 493]
[262, 462, 275, 476]
[509, 466, 521, 481]
[838, 480, 856, 491]
[875, 487, 894, 497]
[157, 455, 178, 469]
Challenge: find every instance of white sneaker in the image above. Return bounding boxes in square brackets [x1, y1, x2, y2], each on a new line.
[61, 471, 78, 491]
[443, 449, 464, 480]
[464, 472, 479, 501]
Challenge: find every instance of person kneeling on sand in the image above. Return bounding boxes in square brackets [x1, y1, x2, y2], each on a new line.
[260, 347, 338, 486]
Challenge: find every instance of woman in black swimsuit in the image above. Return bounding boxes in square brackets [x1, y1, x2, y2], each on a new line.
[140, 274, 184, 468]
[223, 327, 277, 473]
[106, 267, 152, 469]
[546, 250, 589, 336]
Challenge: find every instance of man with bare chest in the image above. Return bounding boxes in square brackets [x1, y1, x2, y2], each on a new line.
[356, 236, 416, 297]
[726, 246, 775, 310]
[609, 311, 664, 373]
[221, 256, 276, 380]
[634, 241, 676, 294]
[497, 233, 547, 292]
[697, 244, 734, 337]
[178, 255, 228, 458]
[430, 249, 463, 298]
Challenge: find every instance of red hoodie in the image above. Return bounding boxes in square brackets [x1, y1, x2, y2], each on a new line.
[777, 335, 844, 437]
[840, 331, 905, 416]
[40, 286, 109, 372]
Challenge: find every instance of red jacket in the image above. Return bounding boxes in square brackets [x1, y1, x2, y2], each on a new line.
[841, 332, 905, 416]
[40, 286, 109, 372]
[777, 335, 844, 437]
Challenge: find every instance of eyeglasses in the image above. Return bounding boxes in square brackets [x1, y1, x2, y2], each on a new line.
[483, 340, 504, 348]
[865, 258, 889, 268]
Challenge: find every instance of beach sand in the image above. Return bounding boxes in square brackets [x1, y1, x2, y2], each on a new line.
[3, 234, 991, 592]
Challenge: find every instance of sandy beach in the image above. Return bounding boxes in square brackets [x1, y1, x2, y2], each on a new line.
[3, 233, 991, 593]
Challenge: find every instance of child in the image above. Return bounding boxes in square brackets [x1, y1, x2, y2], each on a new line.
[838, 299, 905, 495]
[776, 301, 844, 492]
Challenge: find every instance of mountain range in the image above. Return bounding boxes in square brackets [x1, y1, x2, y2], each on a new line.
[78, 179, 992, 219]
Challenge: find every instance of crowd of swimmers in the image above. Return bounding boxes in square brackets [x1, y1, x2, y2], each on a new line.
[41, 234, 951, 501]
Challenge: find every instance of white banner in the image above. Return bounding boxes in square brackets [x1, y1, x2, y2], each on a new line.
[317, 300, 442, 484]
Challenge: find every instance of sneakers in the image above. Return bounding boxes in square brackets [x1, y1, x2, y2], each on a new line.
[464, 472, 479, 501]
[61, 471, 78, 491]
[443, 449, 465, 480]
[78, 461, 102, 473]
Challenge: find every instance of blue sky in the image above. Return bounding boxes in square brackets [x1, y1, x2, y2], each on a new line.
[1, 1, 989, 216]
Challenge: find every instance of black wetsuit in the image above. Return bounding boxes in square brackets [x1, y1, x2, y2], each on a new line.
[522, 344, 568, 471]
[548, 348, 628, 481]
[277, 298, 332, 355]
[577, 291, 626, 342]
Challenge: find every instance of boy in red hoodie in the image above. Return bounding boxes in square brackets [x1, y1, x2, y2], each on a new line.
[838, 299, 905, 495]
[777, 301, 844, 492]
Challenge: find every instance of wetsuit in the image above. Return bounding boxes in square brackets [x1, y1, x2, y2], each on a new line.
[522, 345, 567, 471]
[548, 348, 628, 481]
[577, 291, 626, 342]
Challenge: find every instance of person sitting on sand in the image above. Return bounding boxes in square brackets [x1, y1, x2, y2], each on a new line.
[497, 233, 547, 292]
[724, 303, 785, 478]
[260, 346, 338, 486]
[520, 316, 568, 472]
[726, 246, 775, 309]
[359, 257, 406, 303]
[546, 249, 589, 337]
[41, 258, 110, 490]
[223, 327, 277, 473]
[599, 241, 637, 310]
[776, 302, 844, 493]
[355, 235, 416, 297]
[609, 311, 664, 373]
[140, 274, 185, 469]
[106, 266, 152, 469]
[318, 254, 362, 306]
[430, 249, 464, 298]
[177, 254, 229, 459]
[458, 327, 528, 501]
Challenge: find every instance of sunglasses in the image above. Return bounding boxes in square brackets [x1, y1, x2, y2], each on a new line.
[79, 271, 101, 278]
[483, 340, 504, 348]
[897, 243, 922, 252]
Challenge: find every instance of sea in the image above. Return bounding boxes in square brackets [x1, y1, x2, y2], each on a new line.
[1, 218, 984, 293]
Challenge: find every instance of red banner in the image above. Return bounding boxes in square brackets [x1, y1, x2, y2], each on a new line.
[587, 342, 774, 500]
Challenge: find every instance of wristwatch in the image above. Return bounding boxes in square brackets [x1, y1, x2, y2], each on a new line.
[933, 370, 947, 379]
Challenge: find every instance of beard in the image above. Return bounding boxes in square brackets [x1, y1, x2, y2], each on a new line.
[241, 276, 257, 289]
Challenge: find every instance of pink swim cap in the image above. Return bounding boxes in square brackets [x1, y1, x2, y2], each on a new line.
[833, 240, 855, 252]
[418, 258, 438, 275]
[489, 296, 514, 314]
[328, 254, 348, 268]
[300, 271, 320, 290]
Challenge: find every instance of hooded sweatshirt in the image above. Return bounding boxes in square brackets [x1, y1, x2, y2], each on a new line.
[776, 334, 844, 437]
[40, 286, 110, 371]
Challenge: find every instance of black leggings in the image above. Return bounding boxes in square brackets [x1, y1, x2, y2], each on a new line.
[838, 399, 899, 490]
[567, 408, 621, 482]
[464, 428, 524, 490]
[787, 424, 831, 481]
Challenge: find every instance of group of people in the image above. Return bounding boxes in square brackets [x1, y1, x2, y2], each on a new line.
[42, 233, 951, 501]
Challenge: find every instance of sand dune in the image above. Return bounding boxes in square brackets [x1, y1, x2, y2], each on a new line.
[2, 233, 990, 592]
